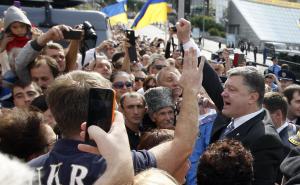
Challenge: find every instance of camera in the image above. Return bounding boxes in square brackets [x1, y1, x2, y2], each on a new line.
[82, 21, 97, 40]
[80, 21, 98, 67]
[169, 26, 177, 32]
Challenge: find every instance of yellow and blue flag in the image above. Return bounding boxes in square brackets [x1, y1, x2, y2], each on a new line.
[131, 0, 168, 30]
[101, 1, 128, 26]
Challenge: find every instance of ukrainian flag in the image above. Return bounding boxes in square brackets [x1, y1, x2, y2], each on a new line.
[101, 2, 128, 26]
[131, 0, 168, 30]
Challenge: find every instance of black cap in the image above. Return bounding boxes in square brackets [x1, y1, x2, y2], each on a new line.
[278, 70, 296, 82]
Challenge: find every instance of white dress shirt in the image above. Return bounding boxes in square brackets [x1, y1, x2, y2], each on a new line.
[231, 109, 264, 131]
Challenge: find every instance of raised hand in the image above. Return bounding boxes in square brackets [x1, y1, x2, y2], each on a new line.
[78, 111, 134, 185]
[179, 48, 205, 94]
[176, 18, 191, 44]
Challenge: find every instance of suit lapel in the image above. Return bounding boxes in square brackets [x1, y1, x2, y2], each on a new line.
[279, 126, 288, 139]
[210, 114, 231, 143]
[226, 110, 266, 140]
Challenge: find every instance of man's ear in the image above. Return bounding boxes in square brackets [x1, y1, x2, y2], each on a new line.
[249, 92, 259, 105]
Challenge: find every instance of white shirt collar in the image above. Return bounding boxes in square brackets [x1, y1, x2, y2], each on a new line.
[232, 109, 264, 129]
[286, 118, 297, 125]
[276, 122, 289, 133]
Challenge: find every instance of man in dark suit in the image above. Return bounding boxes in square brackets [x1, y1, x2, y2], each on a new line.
[283, 84, 300, 126]
[175, 18, 284, 185]
[263, 92, 299, 156]
[209, 67, 284, 185]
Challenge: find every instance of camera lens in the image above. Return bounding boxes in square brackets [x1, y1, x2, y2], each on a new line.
[83, 21, 97, 40]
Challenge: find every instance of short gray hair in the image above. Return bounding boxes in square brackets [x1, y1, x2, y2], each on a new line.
[227, 66, 265, 105]
[120, 92, 146, 109]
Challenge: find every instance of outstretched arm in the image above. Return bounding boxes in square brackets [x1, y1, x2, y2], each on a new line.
[149, 47, 204, 176]
[15, 25, 71, 82]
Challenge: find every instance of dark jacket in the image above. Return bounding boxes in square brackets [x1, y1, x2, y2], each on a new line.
[280, 147, 300, 185]
[210, 110, 284, 185]
[28, 139, 156, 185]
[200, 56, 284, 185]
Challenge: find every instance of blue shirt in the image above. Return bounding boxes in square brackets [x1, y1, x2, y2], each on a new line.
[268, 64, 281, 78]
[28, 139, 156, 185]
[186, 111, 217, 185]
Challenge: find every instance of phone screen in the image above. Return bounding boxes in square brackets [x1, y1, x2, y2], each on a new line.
[85, 88, 115, 141]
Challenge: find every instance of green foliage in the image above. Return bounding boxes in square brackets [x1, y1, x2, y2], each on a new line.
[208, 28, 219, 36]
[220, 31, 226, 38]
[191, 15, 226, 37]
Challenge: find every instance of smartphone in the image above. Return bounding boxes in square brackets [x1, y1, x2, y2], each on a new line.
[125, 29, 138, 62]
[62, 29, 82, 40]
[85, 88, 116, 142]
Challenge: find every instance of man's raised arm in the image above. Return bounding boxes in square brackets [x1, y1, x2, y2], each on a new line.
[149, 45, 204, 175]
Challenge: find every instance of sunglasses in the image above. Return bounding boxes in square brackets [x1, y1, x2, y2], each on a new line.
[154, 65, 166, 70]
[135, 77, 145, 82]
[113, 81, 133, 89]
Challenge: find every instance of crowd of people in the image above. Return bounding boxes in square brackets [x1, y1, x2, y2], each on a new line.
[0, 5, 300, 185]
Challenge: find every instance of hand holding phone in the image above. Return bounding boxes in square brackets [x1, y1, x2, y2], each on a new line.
[125, 29, 137, 62]
[62, 29, 83, 40]
[78, 111, 133, 185]
[85, 88, 116, 142]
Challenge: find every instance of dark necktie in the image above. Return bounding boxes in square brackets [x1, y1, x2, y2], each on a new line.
[219, 120, 235, 140]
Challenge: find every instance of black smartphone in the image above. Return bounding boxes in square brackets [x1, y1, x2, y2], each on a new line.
[125, 29, 138, 62]
[85, 88, 116, 142]
[62, 29, 82, 40]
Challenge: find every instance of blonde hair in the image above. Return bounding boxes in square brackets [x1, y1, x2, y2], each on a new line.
[133, 168, 179, 185]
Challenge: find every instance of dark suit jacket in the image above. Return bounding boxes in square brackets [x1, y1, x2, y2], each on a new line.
[295, 118, 300, 126]
[277, 124, 300, 184]
[279, 123, 300, 156]
[200, 58, 284, 184]
[210, 110, 284, 185]
[280, 147, 300, 185]
[200, 58, 224, 112]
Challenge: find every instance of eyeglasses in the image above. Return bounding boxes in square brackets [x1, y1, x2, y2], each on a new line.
[135, 77, 145, 82]
[154, 65, 166, 70]
[113, 81, 133, 89]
